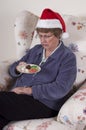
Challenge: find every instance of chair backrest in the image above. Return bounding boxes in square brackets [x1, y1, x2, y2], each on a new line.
[63, 14, 86, 86]
[14, 10, 38, 59]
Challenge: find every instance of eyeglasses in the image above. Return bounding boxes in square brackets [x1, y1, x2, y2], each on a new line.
[38, 34, 54, 40]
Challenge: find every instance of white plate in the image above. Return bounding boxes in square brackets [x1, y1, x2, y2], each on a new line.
[17, 64, 41, 74]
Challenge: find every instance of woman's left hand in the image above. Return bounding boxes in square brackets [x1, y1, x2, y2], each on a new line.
[11, 87, 32, 95]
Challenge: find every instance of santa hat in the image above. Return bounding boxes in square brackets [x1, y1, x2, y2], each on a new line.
[36, 8, 69, 39]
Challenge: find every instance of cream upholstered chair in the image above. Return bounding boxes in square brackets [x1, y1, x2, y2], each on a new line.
[0, 11, 86, 130]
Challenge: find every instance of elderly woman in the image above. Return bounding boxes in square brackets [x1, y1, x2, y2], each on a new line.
[0, 8, 77, 129]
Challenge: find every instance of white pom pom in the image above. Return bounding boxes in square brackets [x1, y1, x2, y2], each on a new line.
[62, 32, 69, 39]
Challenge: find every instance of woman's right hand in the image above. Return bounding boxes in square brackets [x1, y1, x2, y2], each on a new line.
[16, 61, 27, 72]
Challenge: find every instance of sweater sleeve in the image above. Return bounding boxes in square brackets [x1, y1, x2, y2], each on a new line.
[9, 61, 22, 78]
[9, 45, 41, 78]
[9, 51, 31, 78]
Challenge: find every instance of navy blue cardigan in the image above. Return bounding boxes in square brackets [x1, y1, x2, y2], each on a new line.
[9, 42, 77, 111]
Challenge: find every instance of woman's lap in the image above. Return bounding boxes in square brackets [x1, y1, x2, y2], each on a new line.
[0, 91, 58, 121]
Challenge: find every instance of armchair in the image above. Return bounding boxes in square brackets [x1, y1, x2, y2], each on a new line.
[0, 10, 86, 130]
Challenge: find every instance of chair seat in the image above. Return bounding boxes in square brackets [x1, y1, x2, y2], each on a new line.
[3, 117, 76, 130]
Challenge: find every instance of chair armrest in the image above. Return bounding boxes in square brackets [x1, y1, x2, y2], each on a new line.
[0, 61, 13, 91]
[57, 81, 86, 126]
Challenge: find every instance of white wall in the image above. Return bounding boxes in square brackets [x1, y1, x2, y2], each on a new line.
[0, 0, 86, 61]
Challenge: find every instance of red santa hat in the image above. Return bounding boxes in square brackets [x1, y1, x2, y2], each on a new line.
[36, 8, 69, 39]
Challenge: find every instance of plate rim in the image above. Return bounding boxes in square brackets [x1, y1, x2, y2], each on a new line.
[17, 63, 41, 74]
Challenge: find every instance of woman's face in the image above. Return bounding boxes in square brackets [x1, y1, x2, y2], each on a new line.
[38, 32, 60, 51]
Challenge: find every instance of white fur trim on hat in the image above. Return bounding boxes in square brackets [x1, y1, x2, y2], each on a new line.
[62, 32, 69, 39]
[36, 19, 62, 28]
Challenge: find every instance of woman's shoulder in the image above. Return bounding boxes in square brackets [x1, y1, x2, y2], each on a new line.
[62, 42, 75, 54]
[33, 44, 42, 49]
[26, 44, 42, 56]
[61, 42, 76, 60]
[26, 44, 42, 53]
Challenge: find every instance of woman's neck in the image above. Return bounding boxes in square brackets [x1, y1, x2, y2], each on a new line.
[45, 41, 61, 58]
[45, 50, 52, 58]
